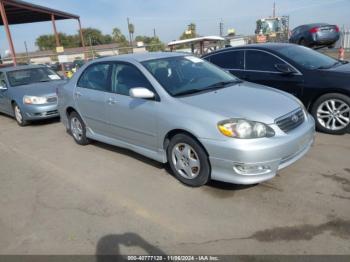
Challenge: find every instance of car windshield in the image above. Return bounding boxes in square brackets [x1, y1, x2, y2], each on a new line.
[277, 45, 339, 70]
[142, 56, 240, 97]
[7, 67, 61, 87]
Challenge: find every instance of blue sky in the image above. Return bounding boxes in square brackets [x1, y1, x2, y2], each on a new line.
[1, 0, 349, 55]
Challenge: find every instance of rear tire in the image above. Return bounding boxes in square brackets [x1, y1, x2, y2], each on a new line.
[13, 103, 28, 126]
[311, 93, 350, 135]
[299, 38, 307, 46]
[69, 111, 90, 145]
[167, 133, 210, 187]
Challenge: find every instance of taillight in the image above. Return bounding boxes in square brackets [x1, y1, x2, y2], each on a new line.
[335, 25, 340, 32]
[309, 27, 319, 33]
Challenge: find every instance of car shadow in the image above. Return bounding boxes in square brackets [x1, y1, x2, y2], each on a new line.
[96, 233, 166, 261]
[91, 140, 256, 193]
[29, 117, 61, 126]
[91, 140, 166, 171]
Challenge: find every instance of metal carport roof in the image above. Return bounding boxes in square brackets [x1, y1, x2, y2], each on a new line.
[0, 0, 85, 66]
[0, 0, 79, 25]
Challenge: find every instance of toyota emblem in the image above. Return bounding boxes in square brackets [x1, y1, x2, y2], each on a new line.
[291, 114, 299, 123]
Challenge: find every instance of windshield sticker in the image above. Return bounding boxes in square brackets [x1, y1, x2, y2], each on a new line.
[48, 75, 60, 80]
[185, 56, 203, 63]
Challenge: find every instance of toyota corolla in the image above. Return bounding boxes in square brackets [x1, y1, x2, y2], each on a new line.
[58, 52, 315, 187]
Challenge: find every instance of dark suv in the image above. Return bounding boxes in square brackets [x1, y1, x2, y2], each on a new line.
[289, 23, 340, 48]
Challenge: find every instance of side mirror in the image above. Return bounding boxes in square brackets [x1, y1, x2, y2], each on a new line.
[129, 87, 155, 99]
[0, 85, 7, 91]
[275, 64, 297, 75]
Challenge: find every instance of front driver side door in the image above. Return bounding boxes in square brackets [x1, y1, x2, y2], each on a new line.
[244, 50, 304, 98]
[106, 62, 158, 151]
[75, 62, 112, 136]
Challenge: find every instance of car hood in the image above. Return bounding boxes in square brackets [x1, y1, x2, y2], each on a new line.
[178, 82, 300, 124]
[12, 80, 67, 97]
[329, 62, 350, 73]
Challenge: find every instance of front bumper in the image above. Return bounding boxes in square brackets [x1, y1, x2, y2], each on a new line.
[200, 114, 315, 185]
[22, 103, 59, 121]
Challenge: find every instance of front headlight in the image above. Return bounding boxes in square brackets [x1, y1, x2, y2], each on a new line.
[218, 119, 275, 139]
[23, 96, 48, 105]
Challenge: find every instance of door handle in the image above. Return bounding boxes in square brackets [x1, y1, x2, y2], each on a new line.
[74, 91, 82, 98]
[107, 97, 117, 105]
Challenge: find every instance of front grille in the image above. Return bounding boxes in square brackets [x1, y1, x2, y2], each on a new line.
[46, 110, 58, 116]
[275, 108, 305, 133]
[46, 96, 58, 103]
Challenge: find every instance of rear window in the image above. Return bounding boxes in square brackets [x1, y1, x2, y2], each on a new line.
[207, 50, 244, 69]
[7, 67, 61, 87]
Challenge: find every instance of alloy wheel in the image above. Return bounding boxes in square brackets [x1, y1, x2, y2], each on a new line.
[14, 105, 23, 124]
[171, 143, 201, 179]
[317, 99, 350, 131]
[70, 117, 83, 141]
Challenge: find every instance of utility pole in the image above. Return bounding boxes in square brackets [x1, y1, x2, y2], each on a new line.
[127, 17, 132, 46]
[153, 28, 156, 38]
[24, 41, 29, 64]
[89, 36, 94, 59]
[273, 1, 276, 18]
[219, 20, 224, 37]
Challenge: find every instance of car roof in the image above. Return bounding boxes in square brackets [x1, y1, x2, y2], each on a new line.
[202, 43, 297, 57]
[293, 23, 329, 29]
[95, 51, 187, 63]
[0, 64, 47, 72]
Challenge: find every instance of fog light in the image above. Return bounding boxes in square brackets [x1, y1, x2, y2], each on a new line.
[233, 164, 271, 175]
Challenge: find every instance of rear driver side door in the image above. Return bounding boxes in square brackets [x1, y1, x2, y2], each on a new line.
[206, 50, 245, 79]
[75, 62, 112, 136]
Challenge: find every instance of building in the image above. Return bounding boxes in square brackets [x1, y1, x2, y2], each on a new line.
[3, 43, 147, 64]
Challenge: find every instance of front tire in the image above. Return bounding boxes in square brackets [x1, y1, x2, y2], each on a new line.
[69, 111, 90, 145]
[13, 103, 28, 126]
[311, 93, 350, 134]
[167, 134, 210, 187]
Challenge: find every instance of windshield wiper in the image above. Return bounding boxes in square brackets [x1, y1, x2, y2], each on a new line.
[173, 80, 242, 97]
[173, 89, 203, 97]
[204, 80, 242, 90]
[317, 61, 341, 69]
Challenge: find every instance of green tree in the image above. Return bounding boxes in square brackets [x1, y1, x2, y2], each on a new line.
[134, 35, 165, 51]
[112, 27, 129, 47]
[180, 23, 198, 40]
[82, 27, 107, 46]
[35, 35, 56, 51]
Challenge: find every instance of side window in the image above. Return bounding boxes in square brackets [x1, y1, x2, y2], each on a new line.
[112, 63, 153, 96]
[245, 50, 285, 72]
[77, 63, 111, 92]
[0, 72, 7, 87]
[208, 51, 244, 69]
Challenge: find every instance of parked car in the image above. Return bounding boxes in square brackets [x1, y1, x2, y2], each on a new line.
[0, 65, 66, 126]
[202, 43, 350, 134]
[289, 23, 340, 48]
[58, 52, 315, 187]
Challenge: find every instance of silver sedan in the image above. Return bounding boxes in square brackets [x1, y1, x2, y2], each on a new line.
[58, 52, 315, 187]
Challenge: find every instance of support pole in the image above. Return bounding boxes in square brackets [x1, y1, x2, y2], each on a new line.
[51, 14, 64, 72]
[78, 18, 87, 60]
[0, 1, 17, 66]
[51, 14, 60, 47]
